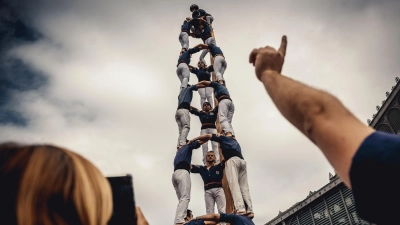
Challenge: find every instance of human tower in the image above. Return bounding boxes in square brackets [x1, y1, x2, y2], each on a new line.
[172, 4, 254, 225]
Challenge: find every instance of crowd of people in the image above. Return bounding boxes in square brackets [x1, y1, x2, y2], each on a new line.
[173, 4, 254, 225]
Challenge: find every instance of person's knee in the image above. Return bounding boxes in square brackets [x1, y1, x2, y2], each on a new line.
[180, 196, 190, 202]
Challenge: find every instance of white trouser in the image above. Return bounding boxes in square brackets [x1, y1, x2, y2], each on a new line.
[179, 32, 189, 50]
[200, 37, 216, 64]
[172, 170, 191, 224]
[206, 15, 214, 25]
[175, 109, 190, 147]
[225, 157, 253, 213]
[200, 128, 220, 165]
[218, 99, 235, 135]
[205, 187, 226, 225]
[213, 55, 227, 81]
[176, 63, 190, 90]
[198, 87, 214, 108]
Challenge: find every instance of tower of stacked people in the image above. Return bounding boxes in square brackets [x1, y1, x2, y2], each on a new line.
[172, 4, 255, 225]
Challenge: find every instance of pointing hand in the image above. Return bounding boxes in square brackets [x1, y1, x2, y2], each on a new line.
[249, 35, 288, 80]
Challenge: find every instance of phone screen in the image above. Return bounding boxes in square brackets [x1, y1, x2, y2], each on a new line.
[106, 174, 136, 225]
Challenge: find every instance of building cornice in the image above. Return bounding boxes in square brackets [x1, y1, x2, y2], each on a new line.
[265, 175, 342, 225]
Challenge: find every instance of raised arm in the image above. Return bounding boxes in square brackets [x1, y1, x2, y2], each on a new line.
[190, 164, 201, 173]
[189, 106, 200, 116]
[213, 104, 219, 114]
[249, 36, 374, 187]
[195, 214, 220, 222]
[188, 65, 196, 73]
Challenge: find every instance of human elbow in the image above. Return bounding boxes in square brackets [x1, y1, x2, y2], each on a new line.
[302, 94, 339, 139]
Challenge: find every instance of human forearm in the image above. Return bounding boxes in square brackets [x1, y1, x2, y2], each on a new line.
[191, 134, 212, 142]
[260, 70, 373, 187]
[260, 71, 346, 141]
[196, 80, 211, 89]
[195, 214, 219, 221]
[250, 36, 374, 188]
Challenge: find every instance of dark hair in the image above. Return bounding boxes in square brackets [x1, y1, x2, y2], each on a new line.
[192, 10, 201, 19]
[186, 209, 192, 218]
[190, 4, 199, 12]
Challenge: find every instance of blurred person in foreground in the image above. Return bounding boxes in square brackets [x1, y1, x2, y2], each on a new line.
[0, 142, 149, 225]
[249, 35, 399, 225]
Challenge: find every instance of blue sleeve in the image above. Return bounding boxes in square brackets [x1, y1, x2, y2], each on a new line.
[191, 67, 198, 74]
[190, 165, 201, 173]
[207, 66, 214, 72]
[190, 85, 198, 91]
[188, 47, 201, 54]
[213, 105, 219, 114]
[209, 81, 217, 88]
[190, 141, 201, 149]
[349, 132, 400, 224]
[210, 134, 221, 143]
[219, 214, 236, 223]
[190, 108, 200, 116]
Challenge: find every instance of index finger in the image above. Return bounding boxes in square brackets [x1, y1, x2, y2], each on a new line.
[278, 35, 288, 57]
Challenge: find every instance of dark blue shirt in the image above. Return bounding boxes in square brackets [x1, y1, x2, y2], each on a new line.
[177, 47, 201, 66]
[178, 85, 198, 110]
[209, 81, 230, 101]
[211, 134, 243, 161]
[220, 214, 255, 225]
[350, 131, 400, 225]
[181, 20, 191, 32]
[198, 9, 210, 17]
[208, 44, 224, 57]
[200, 22, 212, 42]
[191, 66, 214, 82]
[190, 107, 218, 129]
[191, 163, 224, 190]
[186, 220, 205, 225]
[174, 141, 201, 172]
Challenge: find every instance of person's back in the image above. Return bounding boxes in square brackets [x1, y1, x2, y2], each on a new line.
[0, 143, 113, 225]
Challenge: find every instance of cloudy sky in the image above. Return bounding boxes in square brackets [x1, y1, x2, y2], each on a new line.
[1, 0, 400, 224]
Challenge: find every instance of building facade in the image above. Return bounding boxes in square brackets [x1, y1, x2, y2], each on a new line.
[265, 77, 400, 225]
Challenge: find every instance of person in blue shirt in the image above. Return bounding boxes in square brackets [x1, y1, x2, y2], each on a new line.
[191, 134, 253, 215]
[191, 151, 226, 224]
[177, 45, 202, 90]
[172, 140, 204, 225]
[184, 209, 218, 225]
[194, 213, 255, 225]
[249, 36, 400, 224]
[196, 80, 235, 137]
[176, 85, 198, 147]
[190, 19, 216, 65]
[190, 102, 220, 164]
[189, 4, 214, 26]
[197, 44, 227, 84]
[189, 60, 214, 107]
[179, 18, 193, 51]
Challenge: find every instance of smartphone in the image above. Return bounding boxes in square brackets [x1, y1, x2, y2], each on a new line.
[106, 174, 136, 225]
